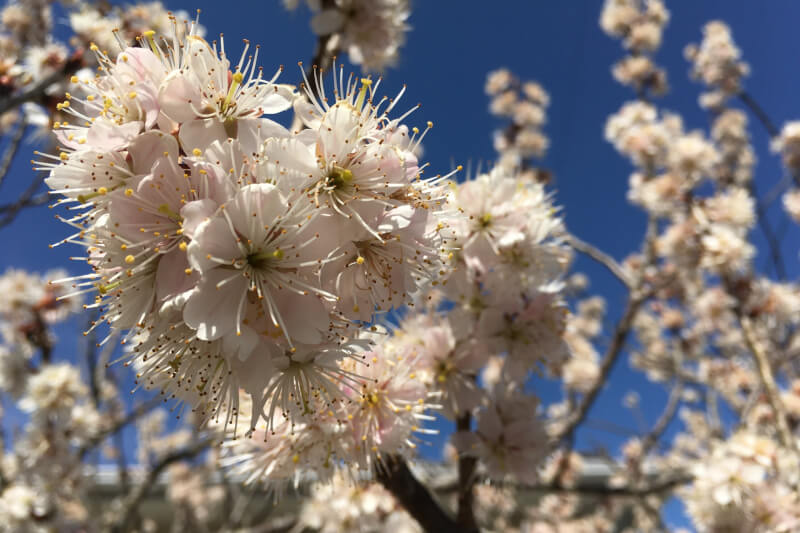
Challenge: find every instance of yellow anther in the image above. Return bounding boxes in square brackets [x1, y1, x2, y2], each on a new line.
[427, 121, 433, 128]
[125, 255, 135, 264]
[272, 249, 284, 260]
[222, 71, 244, 113]
[124, 188, 134, 197]
[128, 91, 137, 99]
[356, 256, 365, 265]
[456, 165, 463, 171]
[352, 305, 360, 313]
[59, 152, 68, 161]
[89, 43, 99, 51]
[292, 453, 300, 464]
[70, 76, 78, 83]
[192, 148, 202, 156]
[120, 244, 127, 250]
[179, 242, 187, 252]
[142, 30, 161, 56]
[86, 95, 95, 101]
[355, 78, 372, 110]
[98, 187, 108, 195]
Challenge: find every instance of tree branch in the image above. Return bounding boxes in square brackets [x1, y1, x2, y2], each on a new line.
[112, 437, 214, 533]
[0, 118, 26, 191]
[0, 54, 84, 117]
[555, 289, 649, 443]
[376, 455, 472, 533]
[455, 414, 477, 530]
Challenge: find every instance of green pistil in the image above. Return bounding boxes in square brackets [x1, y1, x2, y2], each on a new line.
[326, 165, 353, 190]
[246, 249, 283, 270]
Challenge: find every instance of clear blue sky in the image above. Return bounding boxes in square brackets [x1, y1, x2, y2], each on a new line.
[3, 2, 800, 529]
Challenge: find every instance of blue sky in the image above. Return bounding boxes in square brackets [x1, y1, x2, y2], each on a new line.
[3, 1, 800, 529]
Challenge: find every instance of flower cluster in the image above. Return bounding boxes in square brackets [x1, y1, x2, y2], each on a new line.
[485, 68, 551, 176]
[600, 0, 669, 95]
[40, 20, 459, 487]
[284, 0, 410, 72]
[685, 21, 750, 110]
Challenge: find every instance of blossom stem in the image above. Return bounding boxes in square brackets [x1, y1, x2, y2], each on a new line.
[455, 413, 478, 530]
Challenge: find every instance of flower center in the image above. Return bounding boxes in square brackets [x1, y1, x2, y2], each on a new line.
[246, 248, 283, 270]
[326, 165, 353, 190]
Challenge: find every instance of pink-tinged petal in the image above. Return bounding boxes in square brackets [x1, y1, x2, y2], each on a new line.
[136, 83, 161, 128]
[127, 130, 178, 175]
[310, 9, 345, 35]
[54, 129, 84, 151]
[118, 47, 164, 83]
[258, 83, 295, 114]
[86, 119, 142, 150]
[451, 431, 482, 454]
[376, 205, 415, 232]
[140, 157, 189, 206]
[270, 290, 328, 345]
[260, 136, 320, 183]
[225, 183, 284, 240]
[180, 199, 218, 238]
[183, 269, 248, 341]
[293, 97, 322, 130]
[236, 118, 289, 154]
[318, 102, 361, 162]
[187, 216, 243, 273]
[159, 72, 203, 123]
[477, 406, 504, 441]
[155, 247, 196, 302]
[222, 325, 259, 361]
[179, 118, 227, 154]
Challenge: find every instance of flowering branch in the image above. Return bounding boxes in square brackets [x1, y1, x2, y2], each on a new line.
[737, 314, 796, 449]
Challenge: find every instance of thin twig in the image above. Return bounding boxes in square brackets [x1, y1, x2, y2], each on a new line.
[112, 437, 213, 533]
[640, 379, 683, 457]
[750, 180, 787, 280]
[0, 176, 48, 228]
[0, 118, 26, 191]
[567, 233, 633, 288]
[0, 55, 83, 117]
[738, 91, 779, 139]
[555, 289, 649, 443]
[78, 396, 163, 459]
